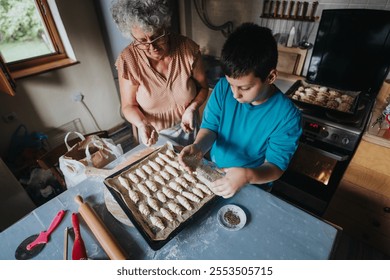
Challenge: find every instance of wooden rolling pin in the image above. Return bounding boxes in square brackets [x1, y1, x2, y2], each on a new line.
[74, 195, 127, 260]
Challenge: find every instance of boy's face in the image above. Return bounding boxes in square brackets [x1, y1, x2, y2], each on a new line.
[225, 71, 276, 105]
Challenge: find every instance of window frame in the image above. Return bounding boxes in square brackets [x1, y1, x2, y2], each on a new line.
[0, 0, 78, 95]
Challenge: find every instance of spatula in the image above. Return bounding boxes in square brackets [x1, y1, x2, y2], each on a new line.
[26, 210, 66, 251]
[71, 213, 88, 260]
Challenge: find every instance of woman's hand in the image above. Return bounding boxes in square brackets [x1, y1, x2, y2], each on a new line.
[178, 143, 203, 173]
[181, 108, 196, 133]
[138, 123, 158, 146]
[210, 167, 248, 198]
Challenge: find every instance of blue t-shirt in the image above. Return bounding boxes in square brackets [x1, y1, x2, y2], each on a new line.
[201, 77, 302, 171]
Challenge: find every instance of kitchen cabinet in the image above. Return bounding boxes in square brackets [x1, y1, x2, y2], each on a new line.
[324, 140, 390, 256]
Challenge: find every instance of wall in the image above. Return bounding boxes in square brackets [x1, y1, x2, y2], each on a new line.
[0, 0, 123, 157]
[181, 0, 390, 75]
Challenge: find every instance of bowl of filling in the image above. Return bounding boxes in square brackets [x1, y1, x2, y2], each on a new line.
[217, 204, 247, 231]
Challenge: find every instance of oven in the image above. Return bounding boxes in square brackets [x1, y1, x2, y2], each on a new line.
[271, 9, 390, 216]
[271, 108, 372, 216]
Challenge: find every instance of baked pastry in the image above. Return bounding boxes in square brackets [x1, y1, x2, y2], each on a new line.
[326, 100, 339, 109]
[341, 94, 354, 104]
[338, 102, 351, 112]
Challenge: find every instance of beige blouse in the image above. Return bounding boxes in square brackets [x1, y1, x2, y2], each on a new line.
[115, 34, 200, 131]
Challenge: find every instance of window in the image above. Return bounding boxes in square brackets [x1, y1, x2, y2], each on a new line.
[0, 0, 78, 96]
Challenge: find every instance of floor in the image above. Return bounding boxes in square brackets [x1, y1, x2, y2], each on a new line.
[332, 233, 390, 260]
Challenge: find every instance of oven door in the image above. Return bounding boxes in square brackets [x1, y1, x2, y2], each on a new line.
[271, 142, 351, 216]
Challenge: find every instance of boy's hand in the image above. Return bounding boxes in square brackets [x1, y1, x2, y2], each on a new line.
[138, 123, 158, 146]
[178, 144, 203, 173]
[210, 167, 248, 198]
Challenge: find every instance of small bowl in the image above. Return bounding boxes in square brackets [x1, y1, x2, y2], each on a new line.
[217, 204, 247, 231]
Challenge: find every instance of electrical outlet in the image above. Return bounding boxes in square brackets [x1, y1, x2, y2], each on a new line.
[2, 112, 17, 123]
[71, 92, 84, 102]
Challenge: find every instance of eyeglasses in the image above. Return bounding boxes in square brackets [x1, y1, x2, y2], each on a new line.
[132, 31, 169, 50]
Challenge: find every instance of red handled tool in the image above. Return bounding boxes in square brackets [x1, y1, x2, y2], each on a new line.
[15, 210, 66, 260]
[71, 213, 88, 260]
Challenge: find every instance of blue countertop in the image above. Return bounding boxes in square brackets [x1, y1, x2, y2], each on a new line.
[0, 138, 341, 260]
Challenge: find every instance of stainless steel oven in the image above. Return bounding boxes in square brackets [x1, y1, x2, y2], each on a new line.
[272, 112, 369, 216]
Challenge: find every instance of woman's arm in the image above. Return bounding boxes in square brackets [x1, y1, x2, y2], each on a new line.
[181, 53, 209, 132]
[119, 76, 158, 145]
[187, 52, 209, 111]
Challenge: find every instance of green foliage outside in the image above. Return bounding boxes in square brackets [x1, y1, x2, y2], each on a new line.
[0, 0, 43, 43]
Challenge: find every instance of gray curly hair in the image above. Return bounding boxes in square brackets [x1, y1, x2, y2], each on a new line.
[111, 0, 172, 38]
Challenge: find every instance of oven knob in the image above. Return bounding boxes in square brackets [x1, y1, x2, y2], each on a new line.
[320, 130, 329, 138]
[342, 137, 350, 145]
[331, 134, 339, 141]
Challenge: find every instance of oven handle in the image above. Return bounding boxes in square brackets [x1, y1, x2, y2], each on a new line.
[299, 143, 350, 161]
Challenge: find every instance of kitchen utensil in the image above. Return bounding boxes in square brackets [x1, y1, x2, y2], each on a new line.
[281, 1, 288, 18]
[64, 227, 69, 260]
[71, 213, 88, 260]
[287, 1, 295, 19]
[302, 1, 309, 20]
[298, 21, 315, 49]
[15, 210, 66, 260]
[309, 1, 319, 21]
[274, 0, 281, 18]
[74, 195, 127, 260]
[268, 0, 274, 17]
[294, 1, 301, 19]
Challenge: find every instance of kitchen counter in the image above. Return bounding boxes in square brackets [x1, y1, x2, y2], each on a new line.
[0, 137, 341, 260]
[362, 80, 390, 147]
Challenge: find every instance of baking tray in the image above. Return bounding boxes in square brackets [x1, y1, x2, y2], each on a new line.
[104, 143, 223, 250]
[285, 80, 362, 115]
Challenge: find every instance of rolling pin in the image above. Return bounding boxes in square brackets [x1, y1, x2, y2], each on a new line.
[74, 195, 127, 260]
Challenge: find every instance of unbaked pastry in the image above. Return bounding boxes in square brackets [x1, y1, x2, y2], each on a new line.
[196, 183, 213, 195]
[127, 173, 140, 184]
[137, 183, 152, 197]
[181, 191, 201, 203]
[168, 181, 184, 193]
[118, 176, 130, 189]
[147, 197, 160, 211]
[168, 202, 184, 216]
[148, 160, 161, 172]
[145, 180, 158, 192]
[156, 190, 167, 203]
[165, 165, 179, 177]
[135, 168, 147, 180]
[176, 195, 192, 210]
[150, 215, 165, 230]
[162, 186, 176, 199]
[183, 173, 197, 184]
[160, 208, 174, 222]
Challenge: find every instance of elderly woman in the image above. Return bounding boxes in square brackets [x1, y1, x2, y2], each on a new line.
[111, 0, 209, 146]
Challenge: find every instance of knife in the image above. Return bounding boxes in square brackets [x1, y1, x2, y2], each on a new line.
[268, 0, 274, 17]
[302, 2, 309, 20]
[281, 1, 288, 18]
[287, 1, 295, 19]
[262, 0, 269, 17]
[294, 1, 301, 19]
[310, 1, 319, 21]
[274, 1, 281, 18]
[71, 213, 88, 260]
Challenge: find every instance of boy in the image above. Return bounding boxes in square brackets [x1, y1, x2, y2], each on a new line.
[178, 23, 302, 198]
